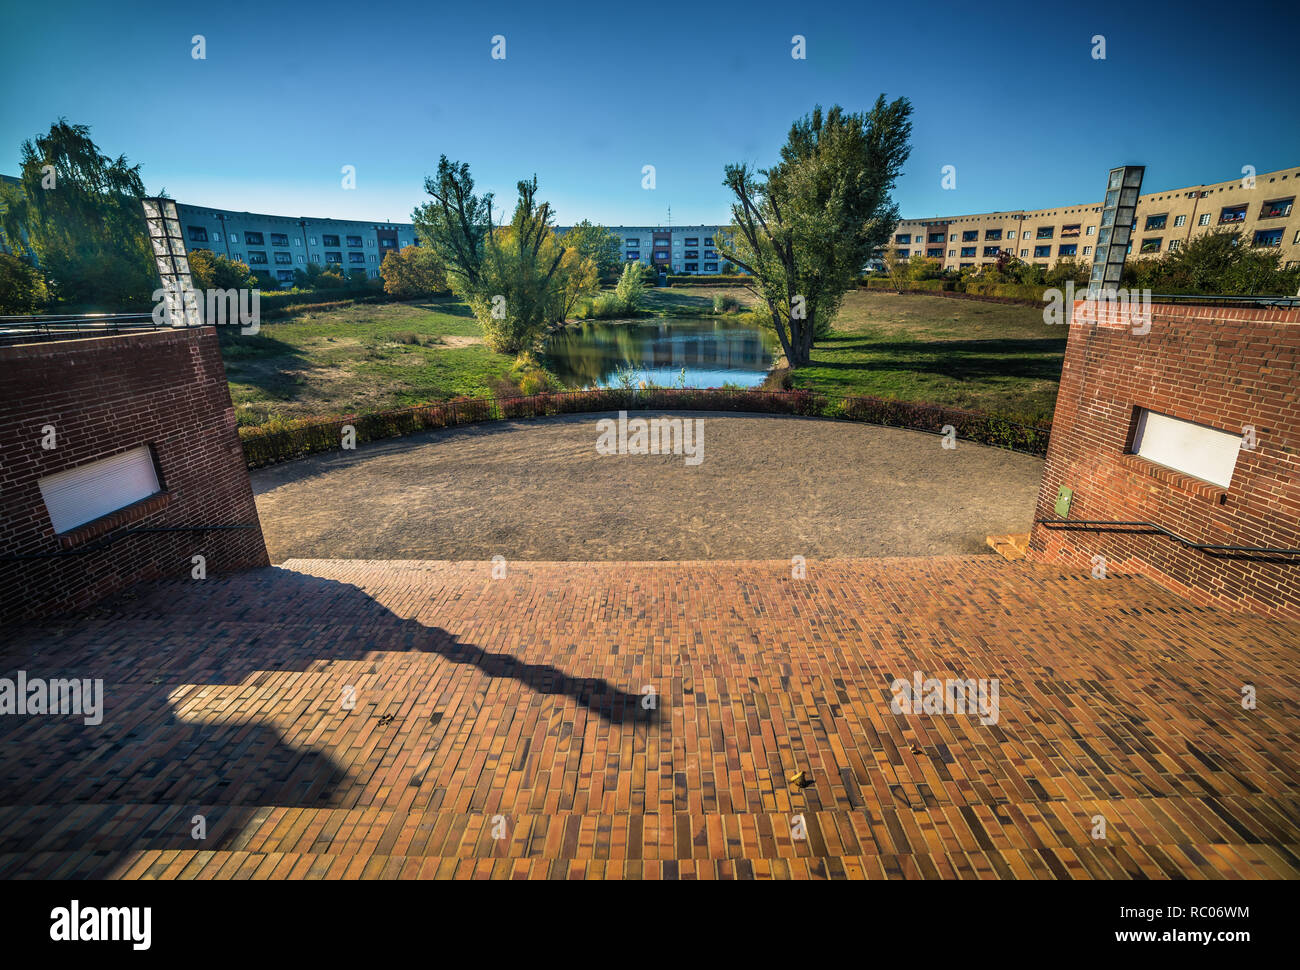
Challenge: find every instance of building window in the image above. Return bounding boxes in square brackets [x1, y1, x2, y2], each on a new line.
[685, 262, 698, 272]
[1198, 213, 1211, 226]
[1253, 228, 1284, 247]
[1168, 239, 1181, 251]
[247, 251, 268, 264]
[349, 252, 366, 263]
[653, 251, 668, 260]
[1173, 215, 1187, 227]
[626, 252, 640, 261]
[962, 230, 978, 241]
[1144, 214, 1167, 231]
[346, 235, 363, 247]
[1058, 244, 1077, 256]
[982, 246, 1000, 256]
[187, 226, 208, 242]
[296, 255, 305, 264]
[926, 248, 942, 258]
[625, 238, 640, 247]
[309, 236, 318, 246]
[960, 247, 976, 258]
[1086, 225, 1096, 236]
[270, 233, 289, 246]
[1061, 224, 1081, 237]
[322, 234, 341, 246]
[1261, 198, 1294, 218]
[325, 252, 342, 263]
[685, 250, 699, 259]
[704, 262, 718, 272]
[276, 270, 294, 282]
[1129, 408, 1240, 489]
[895, 234, 911, 244]
[1036, 227, 1054, 239]
[1082, 246, 1092, 256]
[1020, 249, 1029, 257]
[685, 238, 698, 246]
[274, 252, 292, 265]
[896, 249, 910, 259]
[1033, 245, 1051, 258]
[38, 445, 162, 534]
[1219, 205, 1247, 224]
[232, 252, 242, 262]
[704, 237, 713, 246]
[947, 249, 956, 258]
[927, 232, 943, 243]
[244, 231, 264, 245]
[1140, 237, 1162, 253]
[985, 229, 1003, 241]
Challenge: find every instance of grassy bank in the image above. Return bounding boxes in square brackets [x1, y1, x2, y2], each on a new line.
[220, 298, 517, 426]
[785, 291, 1064, 425]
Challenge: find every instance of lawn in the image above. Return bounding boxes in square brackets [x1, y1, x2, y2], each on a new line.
[220, 297, 516, 426]
[221, 288, 1064, 430]
[788, 291, 1064, 425]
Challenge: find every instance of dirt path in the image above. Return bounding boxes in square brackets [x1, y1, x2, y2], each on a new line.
[250, 411, 1044, 562]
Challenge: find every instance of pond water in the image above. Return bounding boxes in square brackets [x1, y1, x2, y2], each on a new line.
[541, 317, 778, 389]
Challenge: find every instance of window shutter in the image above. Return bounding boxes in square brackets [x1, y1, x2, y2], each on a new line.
[39, 446, 161, 533]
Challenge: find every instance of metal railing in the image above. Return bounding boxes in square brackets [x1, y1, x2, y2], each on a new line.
[2, 524, 259, 561]
[0, 312, 184, 345]
[1035, 517, 1300, 558]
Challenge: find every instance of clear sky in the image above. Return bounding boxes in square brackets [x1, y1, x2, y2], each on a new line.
[2, 0, 1297, 227]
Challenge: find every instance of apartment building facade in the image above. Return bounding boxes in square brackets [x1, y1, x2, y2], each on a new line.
[889, 165, 1300, 273]
[174, 203, 419, 285]
[553, 225, 730, 275]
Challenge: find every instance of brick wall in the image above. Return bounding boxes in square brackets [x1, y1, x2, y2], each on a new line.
[1027, 301, 1300, 619]
[0, 327, 269, 624]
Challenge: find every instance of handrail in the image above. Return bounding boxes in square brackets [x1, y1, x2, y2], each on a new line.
[1035, 517, 1300, 556]
[2, 524, 259, 561]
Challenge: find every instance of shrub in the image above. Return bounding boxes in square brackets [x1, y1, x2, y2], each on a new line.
[0, 253, 48, 313]
[614, 261, 645, 312]
[712, 293, 742, 313]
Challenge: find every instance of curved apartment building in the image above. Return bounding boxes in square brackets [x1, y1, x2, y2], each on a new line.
[890, 165, 1299, 272]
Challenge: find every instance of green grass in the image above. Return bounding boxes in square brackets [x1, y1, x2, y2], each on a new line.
[220, 297, 517, 426]
[788, 291, 1064, 425]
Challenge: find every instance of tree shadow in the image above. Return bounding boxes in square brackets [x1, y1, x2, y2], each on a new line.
[0, 567, 658, 877]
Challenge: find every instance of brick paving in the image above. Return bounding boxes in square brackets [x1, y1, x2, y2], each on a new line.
[1, 556, 1297, 879]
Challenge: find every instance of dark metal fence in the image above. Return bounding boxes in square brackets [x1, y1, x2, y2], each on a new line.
[238, 387, 1052, 468]
[0, 313, 176, 345]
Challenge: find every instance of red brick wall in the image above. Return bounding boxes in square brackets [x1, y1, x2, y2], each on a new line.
[0, 327, 269, 624]
[1027, 301, 1300, 619]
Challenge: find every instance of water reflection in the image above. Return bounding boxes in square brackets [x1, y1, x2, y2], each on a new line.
[542, 317, 777, 389]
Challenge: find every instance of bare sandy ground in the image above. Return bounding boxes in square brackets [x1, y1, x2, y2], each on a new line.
[250, 411, 1044, 562]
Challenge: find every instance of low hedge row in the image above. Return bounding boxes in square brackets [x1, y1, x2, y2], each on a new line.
[663, 276, 749, 287]
[861, 278, 1054, 304]
[238, 388, 1050, 468]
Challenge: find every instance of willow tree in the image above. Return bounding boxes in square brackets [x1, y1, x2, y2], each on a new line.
[715, 98, 912, 367]
[0, 119, 155, 308]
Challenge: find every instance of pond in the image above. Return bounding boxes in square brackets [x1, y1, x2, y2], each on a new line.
[541, 317, 778, 389]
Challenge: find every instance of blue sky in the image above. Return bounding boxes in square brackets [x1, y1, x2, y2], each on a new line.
[2, 0, 1297, 227]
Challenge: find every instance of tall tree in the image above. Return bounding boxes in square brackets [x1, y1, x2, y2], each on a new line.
[0, 119, 155, 308]
[561, 220, 622, 280]
[715, 99, 912, 366]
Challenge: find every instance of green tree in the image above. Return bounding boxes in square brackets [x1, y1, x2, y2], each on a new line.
[293, 262, 346, 289]
[380, 245, 448, 297]
[614, 260, 646, 311]
[0, 119, 155, 309]
[188, 248, 255, 291]
[562, 220, 622, 280]
[715, 99, 913, 365]
[413, 157, 571, 354]
[0, 253, 49, 312]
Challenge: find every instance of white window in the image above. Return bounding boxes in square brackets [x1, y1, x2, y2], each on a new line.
[1083, 246, 1092, 255]
[211, 231, 222, 242]
[294, 238, 302, 246]
[1130, 409, 1240, 489]
[309, 236, 318, 245]
[1086, 225, 1096, 236]
[39, 446, 161, 534]
[1174, 214, 1186, 227]
[1020, 249, 1028, 257]
[1198, 213, 1211, 226]
[233, 253, 242, 261]
[1169, 239, 1181, 251]
[1007, 231, 1017, 240]
[296, 255, 304, 263]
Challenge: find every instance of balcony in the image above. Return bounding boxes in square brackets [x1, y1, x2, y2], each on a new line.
[1259, 201, 1294, 219]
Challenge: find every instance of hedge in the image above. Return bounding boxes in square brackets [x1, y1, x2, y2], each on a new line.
[663, 275, 750, 287]
[238, 387, 1050, 468]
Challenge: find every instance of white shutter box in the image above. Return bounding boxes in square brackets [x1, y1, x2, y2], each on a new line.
[38, 446, 162, 534]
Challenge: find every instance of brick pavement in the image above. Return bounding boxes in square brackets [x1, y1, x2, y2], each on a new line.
[1, 557, 1297, 879]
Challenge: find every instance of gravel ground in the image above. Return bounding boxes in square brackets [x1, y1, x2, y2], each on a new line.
[250, 411, 1044, 562]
